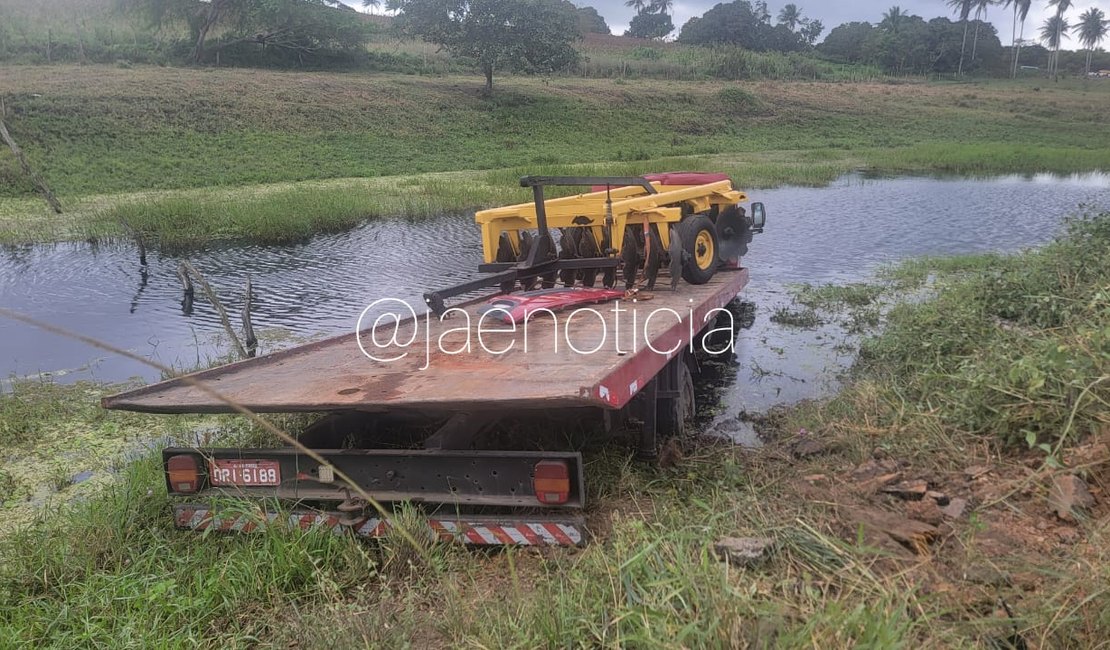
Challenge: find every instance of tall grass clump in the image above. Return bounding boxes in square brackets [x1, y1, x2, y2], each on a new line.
[0, 455, 380, 647]
[103, 186, 389, 248]
[861, 210, 1110, 448]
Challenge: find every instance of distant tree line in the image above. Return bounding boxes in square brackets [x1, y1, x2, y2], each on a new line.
[820, 13, 1004, 75]
[4, 0, 1105, 86]
[818, 3, 1107, 77]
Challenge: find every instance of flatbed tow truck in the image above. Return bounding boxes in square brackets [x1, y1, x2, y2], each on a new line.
[103, 173, 766, 546]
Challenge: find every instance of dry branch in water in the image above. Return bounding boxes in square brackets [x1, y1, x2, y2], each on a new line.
[179, 261, 249, 360]
[0, 98, 63, 214]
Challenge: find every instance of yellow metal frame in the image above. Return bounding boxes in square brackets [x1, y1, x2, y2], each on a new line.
[475, 180, 747, 264]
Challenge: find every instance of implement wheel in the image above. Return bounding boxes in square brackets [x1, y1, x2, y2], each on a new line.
[678, 214, 719, 285]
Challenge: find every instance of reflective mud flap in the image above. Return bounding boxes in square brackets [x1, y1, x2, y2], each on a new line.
[172, 503, 587, 546]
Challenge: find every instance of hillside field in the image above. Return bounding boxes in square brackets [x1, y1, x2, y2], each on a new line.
[1, 64, 1108, 246]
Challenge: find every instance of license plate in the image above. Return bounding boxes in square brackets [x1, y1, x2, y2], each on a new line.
[209, 459, 281, 487]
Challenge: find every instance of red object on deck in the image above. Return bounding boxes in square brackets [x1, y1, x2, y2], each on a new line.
[481, 288, 626, 324]
[590, 172, 733, 193]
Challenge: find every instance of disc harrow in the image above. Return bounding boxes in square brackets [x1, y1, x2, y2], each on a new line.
[423, 173, 766, 315]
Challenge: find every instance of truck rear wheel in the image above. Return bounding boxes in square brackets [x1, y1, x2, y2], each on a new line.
[658, 358, 696, 439]
[679, 214, 719, 285]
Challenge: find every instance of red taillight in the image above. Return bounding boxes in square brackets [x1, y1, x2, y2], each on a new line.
[533, 460, 570, 505]
[167, 454, 200, 494]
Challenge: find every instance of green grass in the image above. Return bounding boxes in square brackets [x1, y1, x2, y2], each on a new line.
[791, 210, 1110, 452]
[862, 210, 1110, 448]
[0, 65, 1107, 246]
[0, 442, 938, 648]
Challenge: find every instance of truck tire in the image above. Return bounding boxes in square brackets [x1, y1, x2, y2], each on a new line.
[678, 214, 719, 285]
[658, 358, 696, 439]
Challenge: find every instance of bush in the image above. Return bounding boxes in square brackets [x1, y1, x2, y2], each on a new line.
[715, 86, 768, 115]
[863, 210, 1110, 448]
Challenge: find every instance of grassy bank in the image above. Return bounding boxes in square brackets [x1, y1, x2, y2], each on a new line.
[2, 212, 1107, 647]
[0, 65, 1107, 246]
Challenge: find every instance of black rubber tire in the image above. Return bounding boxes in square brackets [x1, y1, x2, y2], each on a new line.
[657, 359, 695, 439]
[678, 213, 719, 285]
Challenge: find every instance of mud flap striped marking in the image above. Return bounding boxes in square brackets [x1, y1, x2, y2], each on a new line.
[173, 505, 585, 546]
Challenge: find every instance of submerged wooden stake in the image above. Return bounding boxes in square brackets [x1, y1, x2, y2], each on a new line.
[180, 261, 248, 360]
[242, 274, 257, 358]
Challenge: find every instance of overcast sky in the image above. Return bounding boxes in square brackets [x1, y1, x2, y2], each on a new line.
[349, 0, 1110, 47]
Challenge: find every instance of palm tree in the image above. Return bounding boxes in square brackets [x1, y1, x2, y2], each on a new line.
[1046, 0, 1074, 78]
[1006, 0, 1033, 77]
[778, 3, 803, 31]
[970, 0, 994, 64]
[881, 6, 907, 34]
[625, 0, 648, 12]
[649, 0, 674, 14]
[1041, 14, 1070, 76]
[1077, 7, 1109, 75]
[947, 0, 974, 75]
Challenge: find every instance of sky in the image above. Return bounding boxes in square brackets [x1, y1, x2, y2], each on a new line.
[348, 0, 1110, 47]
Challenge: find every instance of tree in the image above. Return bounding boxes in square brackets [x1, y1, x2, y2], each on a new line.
[1003, 0, 1032, 76]
[881, 6, 908, 34]
[869, 13, 934, 74]
[753, 1, 771, 23]
[1040, 13, 1070, 76]
[774, 3, 821, 45]
[946, 0, 973, 74]
[1045, 0, 1073, 78]
[817, 21, 874, 62]
[626, 10, 674, 39]
[678, 1, 804, 51]
[390, 0, 580, 94]
[1076, 7, 1108, 74]
[576, 6, 611, 34]
[625, 0, 648, 11]
[123, 0, 369, 63]
[970, 0, 994, 64]
[778, 4, 803, 31]
[799, 19, 823, 45]
[650, 0, 674, 14]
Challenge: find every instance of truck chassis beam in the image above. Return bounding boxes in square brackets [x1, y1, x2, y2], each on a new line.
[164, 447, 585, 509]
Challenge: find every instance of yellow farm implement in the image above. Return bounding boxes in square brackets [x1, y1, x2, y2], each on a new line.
[423, 173, 765, 314]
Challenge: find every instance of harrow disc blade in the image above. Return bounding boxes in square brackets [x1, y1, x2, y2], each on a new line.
[621, 227, 642, 290]
[668, 226, 683, 291]
[577, 229, 600, 288]
[517, 231, 537, 291]
[715, 205, 751, 264]
[644, 226, 662, 291]
[497, 232, 517, 293]
[538, 231, 558, 289]
[558, 228, 580, 287]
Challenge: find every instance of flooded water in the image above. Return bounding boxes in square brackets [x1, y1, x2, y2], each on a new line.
[2, 172, 1109, 432]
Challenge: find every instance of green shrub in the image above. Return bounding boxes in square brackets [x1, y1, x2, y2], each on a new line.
[861, 210, 1110, 447]
[715, 86, 768, 116]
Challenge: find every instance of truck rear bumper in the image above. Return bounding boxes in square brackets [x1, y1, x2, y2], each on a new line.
[172, 503, 586, 546]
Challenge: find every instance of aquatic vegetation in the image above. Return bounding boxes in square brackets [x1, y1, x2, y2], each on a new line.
[792, 282, 885, 311]
[858, 210, 1110, 447]
[770, 306, 823, 328]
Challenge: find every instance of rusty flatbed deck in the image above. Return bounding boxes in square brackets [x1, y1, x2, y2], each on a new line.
[103, 269, 748, 415]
